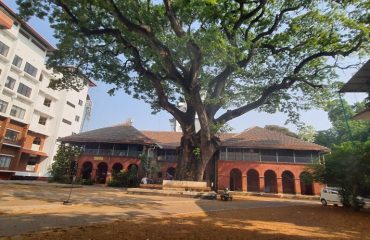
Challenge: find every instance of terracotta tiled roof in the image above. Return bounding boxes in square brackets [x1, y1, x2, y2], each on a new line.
[222, 127, 329, 152]
[59, 124, 154, 144]
[141, 131, 238, 149]
[142, 131, 182, 149]
[60, 125, 328, 152]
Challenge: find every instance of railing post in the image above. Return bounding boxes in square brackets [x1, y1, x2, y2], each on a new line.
[276, 151, 279, 163]
[293, 151, 296, 163]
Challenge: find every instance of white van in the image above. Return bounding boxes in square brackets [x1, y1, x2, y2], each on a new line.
[320, 187, 341, 206]
[320, 187, 366, 207]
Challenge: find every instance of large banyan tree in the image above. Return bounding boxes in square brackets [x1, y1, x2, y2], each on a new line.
[17, 0, 369, 180]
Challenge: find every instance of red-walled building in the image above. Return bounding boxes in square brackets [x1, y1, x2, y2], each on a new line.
[60, 124, 329, 195]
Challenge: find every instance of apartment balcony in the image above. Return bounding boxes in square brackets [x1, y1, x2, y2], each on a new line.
[82, 148, 142, 158]
[1, 137, 23, 147]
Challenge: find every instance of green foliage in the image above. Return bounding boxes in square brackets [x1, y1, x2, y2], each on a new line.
[108, 166, 140, 188]
[264, 125, 298, 138]
[15, 0, 369, 125]
[78, 178, 93, 185]
[311, 140, 370, 209]
[49, 144, 82, 184]
[139, 153, 160, 178]
[315, 99, 370, 147]
[193, 147, 201, 161]
[298, 125, 317, 143]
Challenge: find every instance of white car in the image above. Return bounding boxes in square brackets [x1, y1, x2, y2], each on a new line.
[320, 187, 341, 206]
[320, 187, 366, 207]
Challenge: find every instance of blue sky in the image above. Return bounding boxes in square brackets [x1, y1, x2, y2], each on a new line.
[4, 0, 366, 133]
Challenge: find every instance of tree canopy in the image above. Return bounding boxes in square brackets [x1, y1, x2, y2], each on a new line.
[17, 0, 370, 180]
[315, 99, 370, 147]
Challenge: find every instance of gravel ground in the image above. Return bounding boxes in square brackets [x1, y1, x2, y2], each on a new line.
[0, 182, 369, 239]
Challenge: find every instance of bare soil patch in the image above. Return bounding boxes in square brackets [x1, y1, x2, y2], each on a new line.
[10, 205, 370, 240]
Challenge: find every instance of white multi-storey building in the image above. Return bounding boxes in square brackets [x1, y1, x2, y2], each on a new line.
[0, 2, 94, 179]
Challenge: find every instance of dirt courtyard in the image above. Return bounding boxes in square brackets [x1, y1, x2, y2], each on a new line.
[0, 181, 369, 239]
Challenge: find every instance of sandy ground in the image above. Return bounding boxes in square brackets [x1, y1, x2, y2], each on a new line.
[0, 182, 369, 239]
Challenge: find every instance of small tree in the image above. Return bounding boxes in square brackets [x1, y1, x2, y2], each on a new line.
[139, 153, 160, 179]
[298, 125, 316, 143]
[310, 140, 370, 210]
[50, 144, 82, 183]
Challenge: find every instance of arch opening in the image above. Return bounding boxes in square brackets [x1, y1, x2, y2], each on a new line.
[166, 167, 175, 180]
[247, 169, 260, 192]
[300, 172, 314, 195]
[112, 163, 123, 175]
[282, 171, 295, 194]
[96, 162, 108, 184]
[230, 168, 242, 191]
[81, 161, 93, 180]
[264, 170, 277, 193]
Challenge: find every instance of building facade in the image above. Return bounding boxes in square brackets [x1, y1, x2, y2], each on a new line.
[0, 2, 94, 179]
[61, 124, 328, 196]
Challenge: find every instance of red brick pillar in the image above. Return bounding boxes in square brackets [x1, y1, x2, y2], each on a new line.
[218, 174, 228, 190]
[277, 177, 283, 194]
[91, 168, 97, 182]
[242, 174, 247, 191]
[259, 177, 265, 192]
[295, 179, 301, 195]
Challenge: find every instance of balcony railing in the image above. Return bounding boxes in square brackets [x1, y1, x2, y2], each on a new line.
[220, 149, 318, 164]
[1, 137, 23, 147]
[82, 148, 142, 157]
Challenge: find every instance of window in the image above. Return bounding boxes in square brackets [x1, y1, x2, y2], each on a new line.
[33, 137, 41, 145]
[0, 100, 8, 113]
[12, 55, 23, 68]
[0, 155, 12, 169]
[10, 105, 26, 119]
[75, 115, 80, 122]
[78, 99, 83, 106]
[4, 129, 19, 142]
[17, 83, 32, 97]
[66, 101, 75, 108]
[38, 116, 47, 125]
[43, 98, 51, 107]
[19, 29, 30, 39]
[5, 76, 16, 90]
[62, 118, 72, 125]
[26, 156, 38, 171]
[24, 62, 38, 77]
[0, 41, 10, 57]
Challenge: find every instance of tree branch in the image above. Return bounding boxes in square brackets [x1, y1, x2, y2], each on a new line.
[108, 0, 185, 85]
[163, 0, 202, 86]
[232, 0, 266, 31]
[215, 37, 364, 124]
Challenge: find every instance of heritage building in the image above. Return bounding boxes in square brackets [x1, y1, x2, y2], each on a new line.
[61, 124, 328, 196]
[0, 2, 94, 179]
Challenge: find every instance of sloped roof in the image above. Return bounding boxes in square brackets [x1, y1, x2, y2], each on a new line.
[340, 59, 370, 93]
[60, 125, 328, 152]
[222, 127, 329, 152]
[141, 131, 237, 149]
[142, 131, 182, 149]
[59, 124, 153, 145]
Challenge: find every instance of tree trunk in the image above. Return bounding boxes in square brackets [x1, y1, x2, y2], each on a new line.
[175, 131, 219, 181]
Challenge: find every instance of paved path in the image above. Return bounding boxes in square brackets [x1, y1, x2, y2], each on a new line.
[0, 182, 317, 237]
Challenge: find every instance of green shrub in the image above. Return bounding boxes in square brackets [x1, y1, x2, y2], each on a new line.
[79, 179, 93, 185]
[108, 167, 140, 188]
